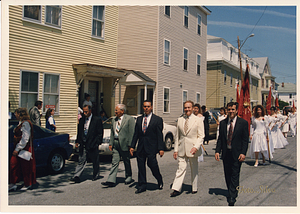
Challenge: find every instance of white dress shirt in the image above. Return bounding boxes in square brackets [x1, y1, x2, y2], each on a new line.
[142, 112, 152, 130]
[227, 116, 237, 149]
[115, 115, 124, 136]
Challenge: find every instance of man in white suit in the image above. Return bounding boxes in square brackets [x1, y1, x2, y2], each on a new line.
[170, 100, 204, 197]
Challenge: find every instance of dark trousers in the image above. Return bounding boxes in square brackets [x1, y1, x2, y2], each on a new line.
[136, 149, 162, 190]
[74, 147, 99, 178]
[222, 150, 242, 200]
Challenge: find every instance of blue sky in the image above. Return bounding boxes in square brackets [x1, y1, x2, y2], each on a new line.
[206, 6, 296, 84]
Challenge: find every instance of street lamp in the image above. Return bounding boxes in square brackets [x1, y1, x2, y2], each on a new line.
[238, 33, 255, 81]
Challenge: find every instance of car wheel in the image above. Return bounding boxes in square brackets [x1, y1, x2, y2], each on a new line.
[164, 135, 173, 151]
[47, 150, 65, 174]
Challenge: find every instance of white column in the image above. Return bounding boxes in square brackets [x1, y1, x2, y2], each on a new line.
[144, 84, 148, 100]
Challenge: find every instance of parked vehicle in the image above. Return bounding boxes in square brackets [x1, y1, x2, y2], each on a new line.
[71, 115, 177, 156]
[9, 120, 73, 174]
[208, 110, 218, 137]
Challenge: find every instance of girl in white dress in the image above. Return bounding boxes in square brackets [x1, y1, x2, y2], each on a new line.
[280, 109, 289, 138]
[289, 107, 297, 137]
[216, 107, 227, 140]
[268, 107, 289, 149]
[250, 105, 272, 167]
[193, 103, 205, 162]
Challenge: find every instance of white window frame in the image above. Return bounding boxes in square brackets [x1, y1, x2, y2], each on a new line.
[230, 47, 233, 61]
[197, 14, 202, 36]
[163, 87, 170, 113]
[91, 6, 105, 40]
[224, 70, 227, 85]
[164, 39, 171, 65]
[183, 47, 188, 71]
[45, 5, 62, 28]
[230, 73, 233, 87]
[224, 96, 227, 107]
[22, 5, 42, 23]
[184, 6, 189, 28]
[250, 76, 253, 92]
[196, 54, 201, 75]
[196, 92, 201, 104]
[165, 6, 170, 17]
[182, 90, 188, 112]
[19, 70, 40, 109]
[43, 73, 60, 114]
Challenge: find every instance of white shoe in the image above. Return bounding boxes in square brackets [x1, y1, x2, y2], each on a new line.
[20, 185, 32, 191]
[254, 163, 258, 167]
[9, 184, 17, 191]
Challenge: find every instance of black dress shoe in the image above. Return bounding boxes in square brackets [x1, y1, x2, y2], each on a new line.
[170, 190, 180, 197]
[192, 191, 197, 194]
[69, 176, 80, 183]
[158, 182, 163, 190]
[227, 197, 236, 206]
[92, 175, 100, 181]
[101, 181, 115, 187]
[135, 188, 146, 194]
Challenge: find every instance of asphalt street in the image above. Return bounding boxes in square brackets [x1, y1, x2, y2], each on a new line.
[8, 135, 296, 207]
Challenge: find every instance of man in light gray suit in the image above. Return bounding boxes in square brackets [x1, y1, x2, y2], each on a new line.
[101, 104, 135, 187]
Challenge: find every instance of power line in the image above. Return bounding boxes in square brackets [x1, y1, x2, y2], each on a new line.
[247, 6, 267, 37]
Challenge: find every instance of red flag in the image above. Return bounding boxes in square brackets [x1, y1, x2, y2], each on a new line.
[293, 100, 295, 109]
[266, 86, 272, 115]
[238, 64, 251, 133]
[275, 96, 279, 108]
[236, 83, 240, 103]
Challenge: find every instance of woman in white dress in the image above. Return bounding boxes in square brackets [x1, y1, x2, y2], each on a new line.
[280, 109, 289, 138]
[249, 105, 272, 167]
[216, 107, 227, 140]
[268, 107, 289, 149]
[289, 107, 297, 137]
[193, 104, 205, 162]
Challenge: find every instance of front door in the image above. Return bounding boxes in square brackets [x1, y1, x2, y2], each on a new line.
[88, 80, 99, 116]
[139, 88, 153, 114]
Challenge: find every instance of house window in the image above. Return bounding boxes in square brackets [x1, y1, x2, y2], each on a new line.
[230, 97, 233, 102]
[164, 39, 170, 65]
[183, 90, 188, 112]
[230, 73, 233, 87]
[196, 93, 201, 104]
[266, 79, 269, 88]
[92, 6, 105, 38]
[197, 14, 202, 35]
[183, 48, 188, 71]
[224, 96, 227, 107]
[23, 6, 41, 22]
[197, 54, 201, 75]
[261, 78, 264, 88]
[289, 101, 292, 106]
[224, 70, 227, 84]
[165, 6, 170, 17]
[45, 6, 62, 27]
[163, 87, 170, 113]
[250, 77, 253, 91]
[43, 74, 60, 113]
[237, 75, 240, 85]
[184, 6, 189, 27]
[289, 94, 292, 99]
[20, 71, 39, 109]
[230, 48, 233, 61]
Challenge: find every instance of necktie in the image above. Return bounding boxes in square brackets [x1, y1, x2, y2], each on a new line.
[184, 117, 189, 134]
[84, 117, 89, 136]
[227, 119, 233, 146]
[116, 118, 121, 137]
[143, 116, 147, 133]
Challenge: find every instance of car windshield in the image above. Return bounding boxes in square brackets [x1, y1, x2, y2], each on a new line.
[103, 118, 113, 129]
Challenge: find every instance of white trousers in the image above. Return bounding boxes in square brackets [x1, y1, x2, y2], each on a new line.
[171, 156, 198, 192]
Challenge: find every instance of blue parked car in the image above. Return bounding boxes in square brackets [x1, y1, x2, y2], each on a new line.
[9, 120, 73, 174]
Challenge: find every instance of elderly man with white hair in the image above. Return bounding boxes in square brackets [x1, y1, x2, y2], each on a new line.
[101, 104, 135, 187]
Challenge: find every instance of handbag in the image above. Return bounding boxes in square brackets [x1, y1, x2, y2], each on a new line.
[18, 137, 33, 161]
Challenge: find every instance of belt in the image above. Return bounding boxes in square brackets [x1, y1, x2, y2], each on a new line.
[114, 138, 119, 141]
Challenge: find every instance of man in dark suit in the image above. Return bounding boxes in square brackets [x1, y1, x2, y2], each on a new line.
[70, 105, 103, 183]
[215, 102, 249, 206]
[101, 104, 135, 187]
[130, 100, 164, 194]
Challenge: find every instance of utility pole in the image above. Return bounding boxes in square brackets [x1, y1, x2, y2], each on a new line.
[238, 36, 243, 82]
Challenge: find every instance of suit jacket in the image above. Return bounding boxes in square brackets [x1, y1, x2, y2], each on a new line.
[131, 113, 164, 154]
[216, 116, 249, 160]
[76, 114, 103, 150]
[109, 114, 135, 151]
[174, 114, 204, 157]
[29, 106, 41, 126]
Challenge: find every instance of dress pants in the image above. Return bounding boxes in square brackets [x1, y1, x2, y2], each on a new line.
[136, 148, 163, 190]
[171, 156, 198, 192]
[74, 147, 99, 178]
[106, 139, 132, 184]
[222, 150, 242, 200]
